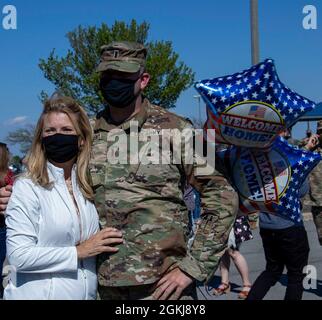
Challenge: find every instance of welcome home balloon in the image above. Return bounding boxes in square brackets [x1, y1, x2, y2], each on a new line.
[219, 137, 321, 222]
[195, 59, 316, 148]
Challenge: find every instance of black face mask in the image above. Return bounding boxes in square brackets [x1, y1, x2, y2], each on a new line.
[100, 77, 139, 108]
[42, 134, 79, 163]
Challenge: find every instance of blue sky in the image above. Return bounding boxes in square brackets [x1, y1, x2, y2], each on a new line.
[0, 0, 321, 155]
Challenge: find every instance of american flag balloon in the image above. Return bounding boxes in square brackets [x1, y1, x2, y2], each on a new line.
[218, 137, 322, 222]
[195, 59, 316, 148]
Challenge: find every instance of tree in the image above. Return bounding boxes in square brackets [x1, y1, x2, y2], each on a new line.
[6, 124, 35, 155]
[10, 155, 22, 166]
[38, 20, 195, 115]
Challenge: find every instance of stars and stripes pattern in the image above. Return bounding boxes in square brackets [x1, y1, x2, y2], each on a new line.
[195, 59, 316, 144]
[249, 105, 266, 118]
[272, 137, 321, 222]
[218, 137, 322, 222]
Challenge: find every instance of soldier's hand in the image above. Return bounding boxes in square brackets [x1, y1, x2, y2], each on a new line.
[152, 267, 193, 300]
[0, 185, 13, 214]
[305, 134, 320, 150]
[76, 227, 123, 259]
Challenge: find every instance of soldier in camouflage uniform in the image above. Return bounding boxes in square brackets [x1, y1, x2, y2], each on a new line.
[91, 41, 238, 300]
[304, 121, 322, 245]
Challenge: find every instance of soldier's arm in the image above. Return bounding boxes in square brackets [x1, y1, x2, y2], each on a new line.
[176, 124, 238, 283]
[178, 169, 238, 283]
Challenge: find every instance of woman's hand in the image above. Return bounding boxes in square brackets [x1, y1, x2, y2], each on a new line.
[76, 227, 123, 259]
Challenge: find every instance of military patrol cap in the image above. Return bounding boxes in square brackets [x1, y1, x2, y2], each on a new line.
[97, 41, 147, 73]
[317, 120, 322, 131]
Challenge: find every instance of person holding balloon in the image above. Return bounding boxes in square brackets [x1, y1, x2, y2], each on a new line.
[246, 131, 311, 300]
[195, 59, 321, 300]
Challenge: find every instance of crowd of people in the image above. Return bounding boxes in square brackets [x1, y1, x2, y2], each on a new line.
[0, 40, 321, 300]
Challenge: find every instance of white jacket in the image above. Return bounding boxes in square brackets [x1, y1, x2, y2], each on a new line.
[4, 162, 99, 300]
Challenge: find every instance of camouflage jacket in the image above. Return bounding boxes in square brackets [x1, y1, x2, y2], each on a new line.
[305, 146, 322, 207]
[89, 98, 238, 287]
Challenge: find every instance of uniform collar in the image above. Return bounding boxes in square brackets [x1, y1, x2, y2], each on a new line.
[94, 97, 149, 132]
[47, 161, 77, 184]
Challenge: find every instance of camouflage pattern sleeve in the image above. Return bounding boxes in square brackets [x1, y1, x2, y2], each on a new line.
[305, 150, 322, 244]
[177, 124, 238, 283]
[178, 173, 238, 282]
[307, 161, 322, 206]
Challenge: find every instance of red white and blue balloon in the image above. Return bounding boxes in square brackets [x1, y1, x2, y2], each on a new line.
[195, 59, 316, 148]
[218, 137, 321, 222]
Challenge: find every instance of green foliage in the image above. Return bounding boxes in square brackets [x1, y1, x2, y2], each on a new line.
[10, 155, 21, 165]
[39, 20, 194, 115]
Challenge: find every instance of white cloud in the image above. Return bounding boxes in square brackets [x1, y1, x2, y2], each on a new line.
[7, 116, 28, 126]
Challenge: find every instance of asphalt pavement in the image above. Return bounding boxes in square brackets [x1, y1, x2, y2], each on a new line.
[197, 219, 322, 300]
[2, 219, 321, 300]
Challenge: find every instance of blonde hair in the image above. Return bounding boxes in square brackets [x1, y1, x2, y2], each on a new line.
[26, 96, 94, 200]
[0, 143, 9, 183]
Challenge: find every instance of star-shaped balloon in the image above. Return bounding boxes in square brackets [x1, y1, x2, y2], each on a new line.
[218, 137, 321, 222]
[195, 59, 316, 148]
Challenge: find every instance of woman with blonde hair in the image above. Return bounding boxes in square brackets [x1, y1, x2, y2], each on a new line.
[3, 95, 123, 300]
[0, 142, 13, 297]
